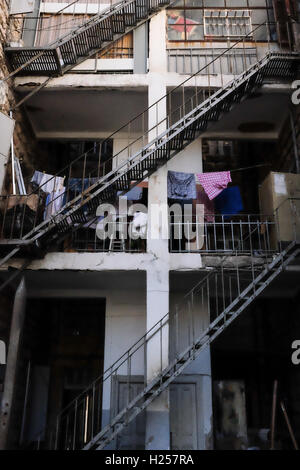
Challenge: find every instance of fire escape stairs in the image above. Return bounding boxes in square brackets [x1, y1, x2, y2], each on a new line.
[22, 241, 300, 450]
[5, 0, 173, 76]
[0, 50, 299, 268]
[2, 10, 300, 448]
[84, 242, 300, 450]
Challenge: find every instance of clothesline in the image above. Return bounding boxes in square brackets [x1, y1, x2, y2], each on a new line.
[29, 163, 270, 222]
[230, 163, 271, 173]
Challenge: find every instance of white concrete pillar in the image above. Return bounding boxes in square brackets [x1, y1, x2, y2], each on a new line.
[148, 10, 167, 75]
[0, 112, 15, 193]
[145, 265, 170, 450]
[145, 11, 170, 450]
[0, 278, 27, 450]
[133, 23, 148, 74]
[148, 10, 167, 143]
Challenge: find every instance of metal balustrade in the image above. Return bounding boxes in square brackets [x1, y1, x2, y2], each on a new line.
[65, 214, 276, 255]
[169, 214, 277, 254]
[23, 200, 300, 449]
[0, 29, 299, 267]
[69, 217, 147, 252]
[167, 46, 259, 76]
[5, 0, 172, 76]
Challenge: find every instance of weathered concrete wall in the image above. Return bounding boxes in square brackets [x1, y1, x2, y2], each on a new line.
[0, 1, 41, 192]
[102, 287, 146, 440]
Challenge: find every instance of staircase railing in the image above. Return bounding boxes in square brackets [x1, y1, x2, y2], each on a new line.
[22, 199, 299, 449]
[6, 0, 172, 77]
[169, 213, 277, 254]
[33, 0, 122, 48]
[1, 22, 297, 254]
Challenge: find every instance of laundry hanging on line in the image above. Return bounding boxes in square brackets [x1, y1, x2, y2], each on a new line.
[117, 186, 143, 201]
[131, 211, 148, 238]
[214, 186, 244, 219]
[67, 177, 98, 196]
[196, 171, 231, 200]
[168, 171, 196, 200]
[43, 188, 66, 221]
[31, 170, 65, 194]
[196, 186, 215, 223]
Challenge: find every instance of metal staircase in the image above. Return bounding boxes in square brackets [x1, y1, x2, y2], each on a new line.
[1, 44, 299, 268]
[5, 0, 172, 76]
[27, 233, 300, 450]
[2, 15, 300, 448]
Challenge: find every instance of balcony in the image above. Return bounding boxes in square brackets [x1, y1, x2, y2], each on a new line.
[169, 214, 276, 253]
[167, 47, 259, 76]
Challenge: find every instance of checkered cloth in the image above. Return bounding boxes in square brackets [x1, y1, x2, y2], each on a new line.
[196, 186, 215, 222]
[196, 171, 231, 200]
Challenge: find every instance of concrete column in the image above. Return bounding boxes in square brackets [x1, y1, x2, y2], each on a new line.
[145, 266, 170, 450]
[148, 11, 167, 74]
[22, 0, 41, 47]
[148, 10, 167, 143]
[0, 113, 15, 193]
[0, 278, 27, 450]
[145, 11, 170, 450]
[133, 23, 148, 74]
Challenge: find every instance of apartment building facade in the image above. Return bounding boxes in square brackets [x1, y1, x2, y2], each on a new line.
[0, 0, 300, 451]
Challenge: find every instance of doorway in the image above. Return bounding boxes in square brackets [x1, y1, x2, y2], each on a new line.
[112, 375, 204, 450]
[15, 297, 106, 449]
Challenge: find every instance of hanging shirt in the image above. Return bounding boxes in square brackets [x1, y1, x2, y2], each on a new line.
[214, 186, 244, 219]
[43, 188, 66, 220]
[31, 171, 65, 194]
[31, 170, 43, 187]
[117, 186, 143, 201]
[196, 186, 215, 223]
[131, 211, 148, 238]
[168, 171, 196, 200]
[67, 177, 97, 194]
[196, 171, 231, 200]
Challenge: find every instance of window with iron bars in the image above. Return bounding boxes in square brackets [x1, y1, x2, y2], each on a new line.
[204, 10, 252, 38]
[167, 1, 275, 42]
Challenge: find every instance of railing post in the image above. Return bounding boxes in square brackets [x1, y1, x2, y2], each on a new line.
[54, 415, 60, 450]
[175, 305, 179, 358]
[127, 351, 131, 407]
[73, 399, 78, 450]
[144, 335, 147, 387]
[160, 319, 163, 373]
[274, 206, 282, 254]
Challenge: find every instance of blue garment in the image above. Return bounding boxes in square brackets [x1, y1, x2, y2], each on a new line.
[168, 171, 196, 200]
[67, 177, 97, 195]
[117, 186, 143, 201]
[214, 186, 243, 219]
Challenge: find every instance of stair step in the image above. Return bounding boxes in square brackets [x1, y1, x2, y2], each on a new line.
[177, 358, 186, 364]
[5, 0, 172, 76]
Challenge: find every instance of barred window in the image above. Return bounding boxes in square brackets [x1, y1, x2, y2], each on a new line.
[167, 0, 275, 42]
[204, 10, 252, 37]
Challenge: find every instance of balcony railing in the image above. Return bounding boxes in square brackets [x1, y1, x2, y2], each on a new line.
[68, 217, 146, 253]
[167, 47, 259, 76]
[1, 192, 298, 257]
[169, 214, 278, 255]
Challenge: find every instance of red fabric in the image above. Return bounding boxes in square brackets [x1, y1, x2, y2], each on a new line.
[196, 171, 232, 200]
[196, 186, 215, 223]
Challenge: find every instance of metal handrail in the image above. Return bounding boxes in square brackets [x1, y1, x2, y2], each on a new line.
[0, 41, 297, 252]
[26, 205, 299, 449]
[7, 22, 285, 199]
[3, 0, 173, 82]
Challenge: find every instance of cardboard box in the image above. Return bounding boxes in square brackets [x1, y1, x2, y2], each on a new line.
[259, 172, 300, 246]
